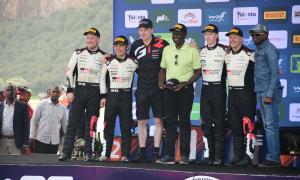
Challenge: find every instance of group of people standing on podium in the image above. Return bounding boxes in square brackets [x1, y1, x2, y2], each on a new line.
[0, 18, 281, 168]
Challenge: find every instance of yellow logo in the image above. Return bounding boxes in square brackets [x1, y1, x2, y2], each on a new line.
[230, 29, 239, 33]
[175, 24, 183, 30]
[86, 28, 96, 33]
[115, 37, 125, 42]
[293, 35, 300, 44]
[264, 11, 286, 20]
[205, 25, 215, 31]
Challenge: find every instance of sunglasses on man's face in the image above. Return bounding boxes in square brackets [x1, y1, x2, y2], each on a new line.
[175, 54, 178, 65]
[251, 33, 265, 37]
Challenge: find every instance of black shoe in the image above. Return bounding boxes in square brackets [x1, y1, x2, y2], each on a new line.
[84, 154, 98, 162]
[133, 152, 147, 163]
[156, 155, 175, 164]
[235, 156, 252, 167]
[213, 159, 224, 166]
[59, 153, 71, 161]
[226, 156, 242, 166]
[196, 158, 214, 165]
[150, 153, 160, 163]
[258, 159, 280, 168]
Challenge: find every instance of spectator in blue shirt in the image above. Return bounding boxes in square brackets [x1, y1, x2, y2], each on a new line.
[249, 24, 282, 167]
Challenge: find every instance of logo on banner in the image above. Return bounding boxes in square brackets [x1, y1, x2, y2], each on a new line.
[278, 55, 287, 76]
[125, 10, 148, 28]
[233, 7, 258, 25]
[293, 35, 300, 44]
[152, 10, 174, 27]
[289, 80, 300, 97]
[264, 11, 286, 20]
[292, 5, 300, 24]
[290, 55, 300, 73]
[204, 8, 230, 26]
[151, 0, 174, 4]
[289, 103, 300, 122]
[280, 79, 287, 98]
[268, 30, 287, 49]
[178, 9, 202, 27]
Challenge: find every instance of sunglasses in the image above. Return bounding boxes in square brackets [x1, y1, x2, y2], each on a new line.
[175, 54, 178, 65]
[251, 33, 265, 37]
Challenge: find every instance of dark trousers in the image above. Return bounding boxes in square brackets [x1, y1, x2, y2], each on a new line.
[228, 88, 256, 159]
[35, 140, 58, 154]
[163, 85, 194, 158]
[200, 84, 226, 160]
[62, 86, 100, 155]
[104, 91, 132, 157]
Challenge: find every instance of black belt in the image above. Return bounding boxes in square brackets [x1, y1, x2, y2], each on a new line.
[76, 82, 99, 87]
[229, 86, 245, 90]
[109, 88, 131, 93]
[202, 81, 223, 86]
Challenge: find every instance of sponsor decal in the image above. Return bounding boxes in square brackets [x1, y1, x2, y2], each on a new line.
[233, 7, 258, 25]
[289, 103, 300, 122]
[293, 35, 300, 44]
[290, 55, 300, 73]
[268, 30, 288, 49]
[125, 10, 148, 28]
[264, 11, 286, 20]
[292, 5, 300, 24]
[178, 9, 202, 27]
[289, 80, 300, 97]
[204, 8, 230, 26]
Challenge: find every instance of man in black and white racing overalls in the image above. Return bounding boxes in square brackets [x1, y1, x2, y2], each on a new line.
[198, 24, 227, 166]
[225, 27, 256, 166]
[59, 27, 106, 161]
[99, 36, 138, 162]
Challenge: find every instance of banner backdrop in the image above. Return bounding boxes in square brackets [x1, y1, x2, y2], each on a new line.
[112, 0, 300, 135]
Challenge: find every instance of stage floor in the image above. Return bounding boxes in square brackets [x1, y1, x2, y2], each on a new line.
[0, 154, 299, 177]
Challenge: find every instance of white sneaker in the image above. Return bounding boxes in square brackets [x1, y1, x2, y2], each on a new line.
[99, 155, 109, 162]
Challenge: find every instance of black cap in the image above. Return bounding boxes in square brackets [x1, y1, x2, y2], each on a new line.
[83, 27, 100, 37]
[169, 23, 187, 34]
[113, 35, 129, 46]
[165, 79, 180, 88]
[202, 24, 219, 33]
[249, 24, 268, 34]
[225, 27, 243, 37]
[137, 19, 153, 28]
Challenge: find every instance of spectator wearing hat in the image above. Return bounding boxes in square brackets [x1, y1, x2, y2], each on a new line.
[99, 35, 138, 162]
[0, 84, 30, 155]
[198, 24, 228, 166]
[59, 27, 106, 161]
[225, 27, 256, 166]
[157, 23, 201, 164]
[249, 24, 281, 167]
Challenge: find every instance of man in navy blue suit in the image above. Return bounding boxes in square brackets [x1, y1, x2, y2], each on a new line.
[0, 84, 30, 155]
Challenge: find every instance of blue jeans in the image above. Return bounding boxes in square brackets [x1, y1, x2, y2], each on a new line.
[256, 91, 280, 162]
